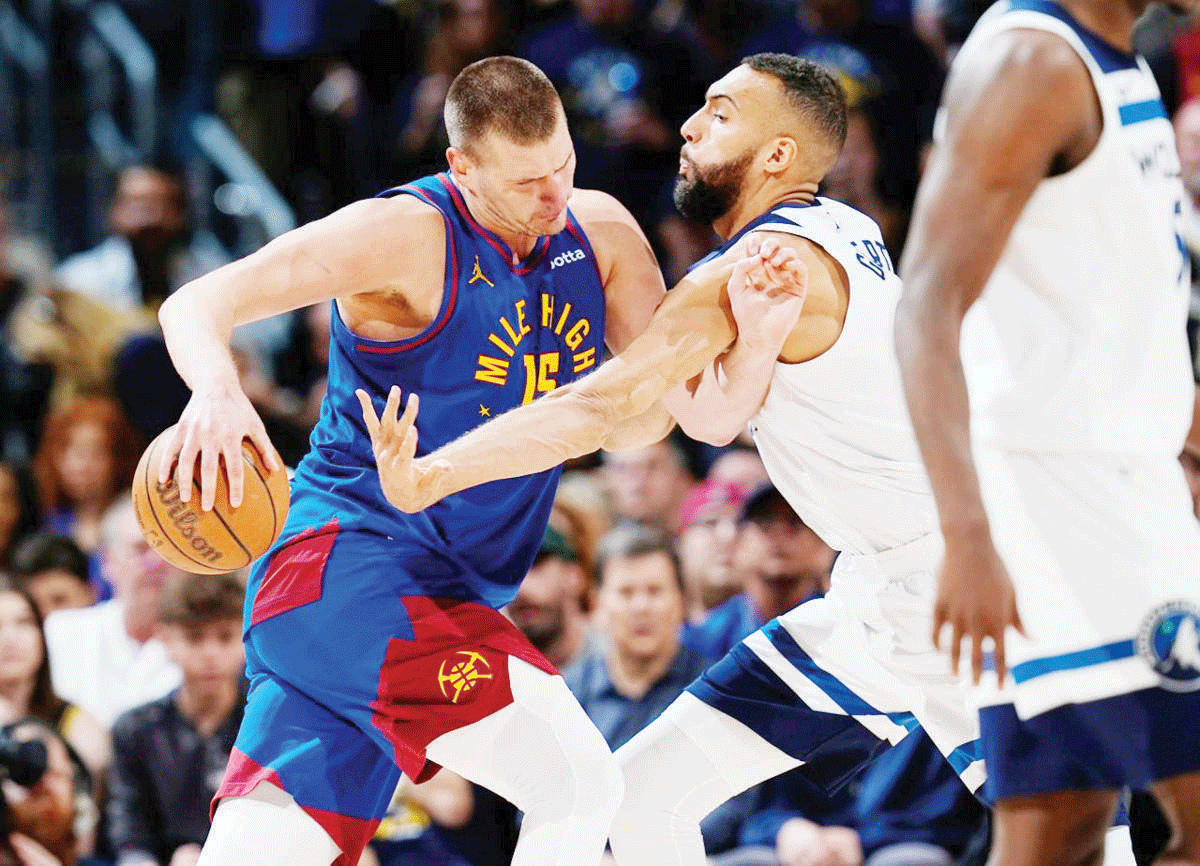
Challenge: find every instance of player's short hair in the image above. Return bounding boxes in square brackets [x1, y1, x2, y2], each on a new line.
[159, 572, 244, 628]
[445, 56, 562, 153]
[593, 523, 684, 592]
[741, 53, 848, 151]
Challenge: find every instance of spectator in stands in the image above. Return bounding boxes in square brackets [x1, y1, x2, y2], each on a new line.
[563, 523, 750, 853]
[744, 0, 943, 228]
[32, 398, 142, 601]
[0, 206, 56, 465]
[0, 719, 95, 866]
[11, 533, 95, 618]
[520, 0, 713, 232]
[107, 573, 245, 866]
[368, 772, 477, 866]
[0, 576, 108, 787]
[506, 524, 595, 669]
[43, 497, 182, 729]
[390, 0, 512, 182]
[0, 462, 39, 571]
[684, 483, 834, 661]
[706, 445, 769, 490]
[821, 77, 905, 253]
[56, 165, 227, 314]
[602, 440, 695, 536]
[676, 480, 745, 626]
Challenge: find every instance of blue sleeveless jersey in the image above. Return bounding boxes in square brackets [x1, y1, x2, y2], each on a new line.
[260, 173, 607, 609]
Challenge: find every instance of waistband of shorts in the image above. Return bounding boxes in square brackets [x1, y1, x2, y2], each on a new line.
[844, 532, 944, 575]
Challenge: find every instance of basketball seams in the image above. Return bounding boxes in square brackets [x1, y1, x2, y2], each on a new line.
[141, 435, 226, 573]
[242, 448, 280, 541]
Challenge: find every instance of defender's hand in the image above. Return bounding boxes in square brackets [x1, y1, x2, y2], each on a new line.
[356, 386, 450, 513]
[728, 235, 809, 352]
[159, 385, 281, 512]
[934, 533, 1026, 684]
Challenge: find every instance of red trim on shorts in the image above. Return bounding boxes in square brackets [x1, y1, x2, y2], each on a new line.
[370, 596, 559, 782]
[250, 519, 339, 627]
[355, 186, 460, 355]
[437, 174, 551, 274]
[213, 749, 380, 866]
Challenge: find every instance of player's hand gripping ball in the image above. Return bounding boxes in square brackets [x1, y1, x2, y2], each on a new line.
[131, 427, 289, 574]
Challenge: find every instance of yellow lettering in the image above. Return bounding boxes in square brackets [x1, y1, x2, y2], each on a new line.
[515, 300, 532, 340]
[474, 355, 510, 385]
[572, 347, 596, 373]
[565, 318, 590, 351]
[521, 355, 538, 405]
[541, 293, 555, 328]
[499, 316, 523, 347]
[521, 352, 560, 405]
[487, 332, 516, 358]
[555, 302, 573, 336]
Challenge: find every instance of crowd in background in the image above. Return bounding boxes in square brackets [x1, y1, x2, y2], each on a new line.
[1, 0, 1200, 865]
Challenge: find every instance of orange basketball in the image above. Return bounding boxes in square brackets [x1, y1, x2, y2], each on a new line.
[131, 427, 289, 575]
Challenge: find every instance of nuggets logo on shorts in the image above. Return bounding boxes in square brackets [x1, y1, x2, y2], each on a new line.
[1137, 601, 1200, 692]
[437, 650, 494, 703]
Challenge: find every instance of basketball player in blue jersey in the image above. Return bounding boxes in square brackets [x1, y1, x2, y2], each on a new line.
[152, 57, 804, 866]
[897, 0, 1200, 864]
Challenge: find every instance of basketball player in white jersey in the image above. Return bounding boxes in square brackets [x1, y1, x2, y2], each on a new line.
[896, 1, 1200, 864]
[359, 53, 1019, 865]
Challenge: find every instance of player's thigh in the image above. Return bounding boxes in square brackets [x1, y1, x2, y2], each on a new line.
[200, 781, 342, 866]
[424, 656, 622, 816]
[1150, 770, 1200, 862]
[990, 789, 1120, 866]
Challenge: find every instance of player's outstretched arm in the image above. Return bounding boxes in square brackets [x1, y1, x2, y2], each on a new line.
[895, 28, 1095, 683]
[359, 244, 807, 514]
[158, 195, 444, 510]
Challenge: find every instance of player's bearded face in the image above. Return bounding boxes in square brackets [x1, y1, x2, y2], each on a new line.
[674, 147, 754, 224]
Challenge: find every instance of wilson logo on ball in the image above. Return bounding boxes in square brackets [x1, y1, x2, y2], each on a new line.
[153, 481, 224, 566]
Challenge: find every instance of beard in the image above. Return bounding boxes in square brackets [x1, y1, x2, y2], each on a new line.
[673, 149, 753, 224]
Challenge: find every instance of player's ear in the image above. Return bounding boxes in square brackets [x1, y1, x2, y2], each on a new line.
[446, 146, 473, 179]
[763, 136, 798, 176]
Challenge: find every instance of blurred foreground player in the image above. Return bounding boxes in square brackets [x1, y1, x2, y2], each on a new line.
[896, 1, 1200, 864]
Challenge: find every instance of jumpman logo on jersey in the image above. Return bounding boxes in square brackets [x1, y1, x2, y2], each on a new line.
[469, 256, 494, 287]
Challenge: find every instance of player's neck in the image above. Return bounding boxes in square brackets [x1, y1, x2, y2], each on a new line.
[714, 183, 820, 241]
[1060, 0, 1140, 52]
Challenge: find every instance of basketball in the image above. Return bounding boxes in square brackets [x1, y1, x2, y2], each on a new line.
[131, 427, 289, 575]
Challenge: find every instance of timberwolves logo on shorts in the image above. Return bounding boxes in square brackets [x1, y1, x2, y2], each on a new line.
[1137, 601, 1200, 692]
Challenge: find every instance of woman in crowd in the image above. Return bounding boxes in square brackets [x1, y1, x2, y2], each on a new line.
[31, 398, 141, 599]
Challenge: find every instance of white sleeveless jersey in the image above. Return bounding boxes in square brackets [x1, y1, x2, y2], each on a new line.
[746, 199, 939, 556]
[953, 1, 1194, 458]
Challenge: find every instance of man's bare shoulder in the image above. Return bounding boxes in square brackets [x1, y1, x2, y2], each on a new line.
[946, 26, 1093, 120]
[567, 188, 645, 240]
[323, 194, 446, 243]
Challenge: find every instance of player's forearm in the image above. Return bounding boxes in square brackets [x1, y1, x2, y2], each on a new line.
[894, 290, 991, 542]
[159, 278, 241, 395]
[603, 401, 676, 451]
[415, 373, 647, 501]
[664, 334, 780, 445]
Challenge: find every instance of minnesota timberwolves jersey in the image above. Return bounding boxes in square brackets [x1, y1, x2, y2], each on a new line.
[272, 173, 606, 608]
[955, 0, 1194, 458]
[696, 199, 938, 556]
